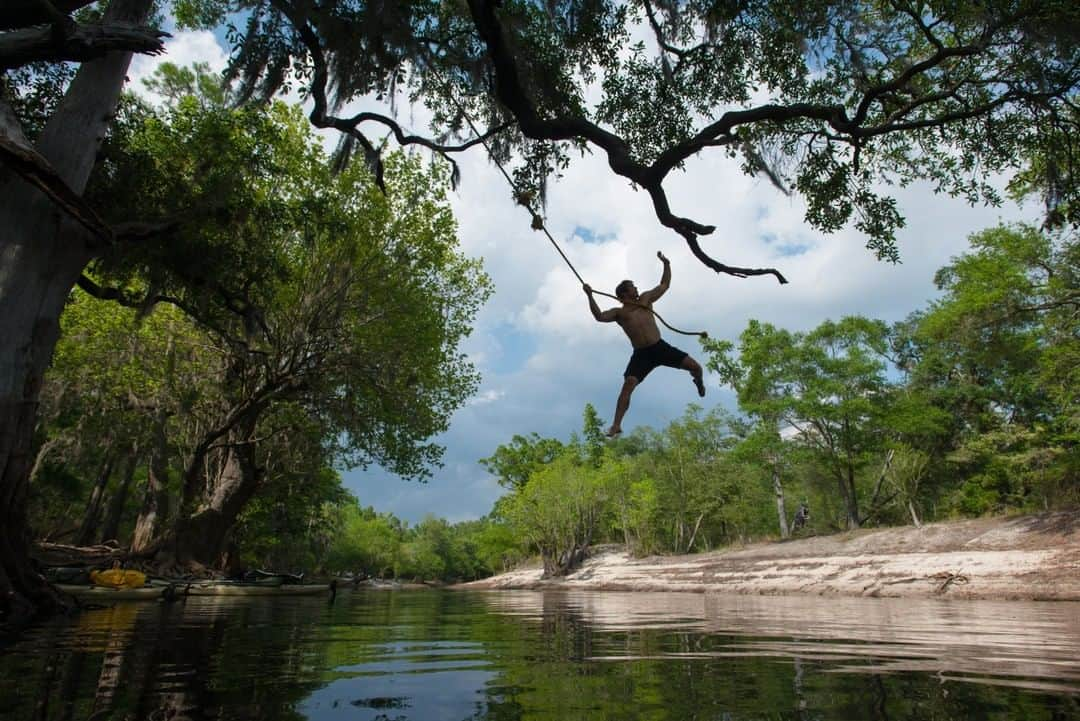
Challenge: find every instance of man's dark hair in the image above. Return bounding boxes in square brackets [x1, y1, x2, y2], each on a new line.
[615, 280, 634, 299]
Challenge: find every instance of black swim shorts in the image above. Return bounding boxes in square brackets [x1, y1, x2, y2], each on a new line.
[624, 339, 688, 381]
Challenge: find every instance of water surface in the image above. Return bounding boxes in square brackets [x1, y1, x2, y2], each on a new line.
[0, 590, 1076, 720]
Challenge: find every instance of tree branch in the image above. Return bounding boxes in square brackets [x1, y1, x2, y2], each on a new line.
[852, 9, 1026, 126]
[76, 273, 250, 344]
[333, 110, 512, 156]
[0, 0, 97, 30]
[466, 0, 789, 283]
[0, 21, 169, 70]
[270, 0, 507, 191]
[888, 0, 945, 51]
[0, 96, 113, 241]
[76, 274, 185, 313]
[641, 0, 709, 68]
[206, 426, 289, 452]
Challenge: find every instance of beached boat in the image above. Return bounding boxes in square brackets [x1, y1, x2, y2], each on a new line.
[57, 584, 167, 601]
[182, 582, 331, 597]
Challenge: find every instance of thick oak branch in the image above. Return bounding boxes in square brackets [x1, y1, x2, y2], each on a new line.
[467, 0, 788, 283]
[270, 0, 506, 189]
[0, 0, 97, 30]
[0, 22, 168, 69]
[0, 99, 112, 240]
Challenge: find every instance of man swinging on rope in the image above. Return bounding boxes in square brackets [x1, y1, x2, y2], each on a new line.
[584, 251, 705, 437]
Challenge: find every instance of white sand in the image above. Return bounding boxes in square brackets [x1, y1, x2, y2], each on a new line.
[464, 511, 1080, 600]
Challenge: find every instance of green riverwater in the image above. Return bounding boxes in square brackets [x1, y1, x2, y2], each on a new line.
[0, 589, 1076, 720]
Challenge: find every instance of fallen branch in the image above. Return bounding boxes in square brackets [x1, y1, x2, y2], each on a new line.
[930, 570, 969, 594]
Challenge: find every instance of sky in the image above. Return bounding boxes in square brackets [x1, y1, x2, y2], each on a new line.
[127, 29, 1040, 524]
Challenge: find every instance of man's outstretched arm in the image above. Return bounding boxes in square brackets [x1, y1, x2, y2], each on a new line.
[639, 251, 671, 303]
[584, 284, 618, 322]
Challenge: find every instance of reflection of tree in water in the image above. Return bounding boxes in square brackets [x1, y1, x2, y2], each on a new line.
[8, 592, 1078, 721]
[26, 604, 140, 721]
[129, 600, 325, 721]
[32, 630, 87, 721]
[467, 593, 1080, 721]
[793, 656, 808, 721]
[14, 600, 332, 721]
[457, 593, 597, 721]
[130, 603, 218, 721]
[537, 592, 595, 664]
[21, 603, 203, 721]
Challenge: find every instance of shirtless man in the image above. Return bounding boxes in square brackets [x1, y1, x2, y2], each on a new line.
[584, 251, 705, 437]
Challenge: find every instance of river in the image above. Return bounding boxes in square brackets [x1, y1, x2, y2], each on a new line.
[0, 590, 1076, 720]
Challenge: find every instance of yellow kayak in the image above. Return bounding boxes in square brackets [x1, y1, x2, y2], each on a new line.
[89, 568, 147, 589]
[58, 584, 165, 600]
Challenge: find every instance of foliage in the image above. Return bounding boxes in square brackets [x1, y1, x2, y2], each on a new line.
[1008, 103, 1080, 230]
[704, 317, 896, 528]
[479, 433, 565, 492]
[631, 406, 741, 551]
[504, 453, 613, 577]
[895, 224, 1079, 511]
[27, 67, 492, 570]
[323, 503, 518, 581]
[28, 291, 205, 543]
[233, 464, 348, 571]
[158, 0, 1080, 277]
[325, 504, 404, 578]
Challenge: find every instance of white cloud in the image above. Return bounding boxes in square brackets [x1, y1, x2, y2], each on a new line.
[127, 30, 229, 103]
[468, 389, 505, 406]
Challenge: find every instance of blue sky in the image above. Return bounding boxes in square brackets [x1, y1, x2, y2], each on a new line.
[128, 31, 1039, 524]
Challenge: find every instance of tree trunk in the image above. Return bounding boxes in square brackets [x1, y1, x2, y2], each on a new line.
[29, 437, 61, 484]
[842, 464, 861, 530]
[685, 512, 704, 553]
[131, 406, 170, 553]
[76, 453, 115, 546]
[868, 449, 895, 510]
[172, 422, 264, 567]
[0, 153, 91, 620]
[99, 448, 137, 544]
[0, 0, 153, 621]
[907, 500, 922, 528]
[772, 461, 789, 539]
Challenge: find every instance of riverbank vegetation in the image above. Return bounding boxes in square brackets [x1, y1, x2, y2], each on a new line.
[481, 224, 1078, 576]
[17, 73, 1079, 586]
[21, 64, 492, 586]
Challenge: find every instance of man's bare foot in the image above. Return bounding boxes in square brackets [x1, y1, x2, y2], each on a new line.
[606, 426, 622, 438]
[693, 374, 705, 397]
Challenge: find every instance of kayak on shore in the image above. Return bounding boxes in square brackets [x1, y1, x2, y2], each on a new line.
[57, 584, 168, 600]
[57, 580, 332, 600]
[182, 582, 331, 597]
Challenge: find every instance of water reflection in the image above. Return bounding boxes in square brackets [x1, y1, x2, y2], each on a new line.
[0, 590, 1075, 721]
[486, 592, 1080, 693]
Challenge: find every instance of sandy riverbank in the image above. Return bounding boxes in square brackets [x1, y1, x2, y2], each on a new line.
[463, 511, 1080, 601]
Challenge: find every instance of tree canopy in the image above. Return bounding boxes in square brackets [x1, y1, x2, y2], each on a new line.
[5, 0, 1077, 281]
[25, 70, 492, 571]
[138, 0, 1080, 281]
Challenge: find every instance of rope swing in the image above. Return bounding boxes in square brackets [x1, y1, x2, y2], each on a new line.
[524, 197, 709, 339]
[443, 81, 709, 340]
